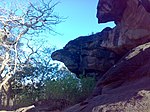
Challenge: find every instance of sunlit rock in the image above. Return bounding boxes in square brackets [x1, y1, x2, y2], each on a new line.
[97, 0, 127, 23]
[60, 0, 150, 112]
[97, 0, 150, 54]
[64, 42, 150, 112]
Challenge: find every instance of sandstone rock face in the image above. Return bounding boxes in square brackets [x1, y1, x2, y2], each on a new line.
[98, 0, 150, 54]
[64, 42, 150, 112]
[52, 0, 150, 78]
[52, 0, 150, 111]
[140, 0, 150, 12]
[52, 28, 120, 79]
[96, 0, 127, 23]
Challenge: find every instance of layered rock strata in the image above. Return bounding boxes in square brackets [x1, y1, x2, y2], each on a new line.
[52, 0, 150, 111]
[64, 42, 150, 112]
[98, 0, 150, 54]
[52, 28, 120, 80]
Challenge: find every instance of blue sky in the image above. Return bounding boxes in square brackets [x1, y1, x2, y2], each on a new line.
[48, 0, 115, 49]
[1, 0, 115, 49]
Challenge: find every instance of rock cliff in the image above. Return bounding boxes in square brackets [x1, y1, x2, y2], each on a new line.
[64, 42, 150, 112]
[98, 0, 150, 54]
[52, 28, 120, 80]
[52, 0, 150, 112]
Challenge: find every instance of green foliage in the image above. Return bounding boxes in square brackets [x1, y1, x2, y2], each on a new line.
[10, 46, 96, 107]
[12, 70, 96, 107]
[79, 76, 96, 100]
[45, 74, 96, 104]
[11, 46, 59, 107]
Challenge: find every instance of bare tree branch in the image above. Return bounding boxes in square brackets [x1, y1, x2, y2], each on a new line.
[0, 0, 62, 108]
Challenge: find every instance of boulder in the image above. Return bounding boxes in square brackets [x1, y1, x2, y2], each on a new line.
[64, 42, 150, 112]
[97, 0, 150, 54]
[52, 0, 150, 111]
[33, 99, 70, 112]
[52, 0, 150, 78]
[96, 0, 127, 23]
[52, 28, 120, 79]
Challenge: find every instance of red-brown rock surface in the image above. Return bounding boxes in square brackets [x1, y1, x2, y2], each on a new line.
[98, 0, 150, 54]
[64, 42, 150, 112]
[52, 29, 120, 80]
[61, 0, 150, 111]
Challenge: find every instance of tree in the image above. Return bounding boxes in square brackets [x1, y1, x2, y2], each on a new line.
[0, 0, 62, 109]
[11, 43, 60, 108]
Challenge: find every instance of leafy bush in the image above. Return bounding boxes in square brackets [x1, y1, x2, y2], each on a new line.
[45, 74, 96, 104]
[78, 76, 96, 101]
